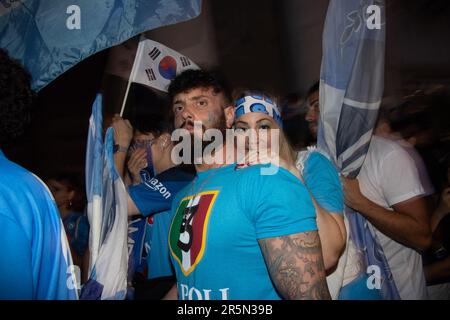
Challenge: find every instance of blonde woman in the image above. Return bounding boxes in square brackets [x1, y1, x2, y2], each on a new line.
[234, 93, 346, 294]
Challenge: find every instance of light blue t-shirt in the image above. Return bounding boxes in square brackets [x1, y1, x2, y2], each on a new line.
[299, 150, 344, 214]
[129, 166, 195, 279]
[0, 150, 78, 300]
[168, 164, 317, 300]
[63, 211, 90, 257]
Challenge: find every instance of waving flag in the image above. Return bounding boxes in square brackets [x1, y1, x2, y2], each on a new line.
[318, 0, 400, 299]
[129, 37, 200, 93]
[81, 96, 129, 300]
[85, 94, 104, 271]
[0, 0, 202, 91]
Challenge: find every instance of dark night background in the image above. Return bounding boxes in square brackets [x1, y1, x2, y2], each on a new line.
[4, 0, 450, 182]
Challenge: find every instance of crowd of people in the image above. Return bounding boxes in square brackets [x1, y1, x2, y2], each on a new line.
[1, 46, 449, 300]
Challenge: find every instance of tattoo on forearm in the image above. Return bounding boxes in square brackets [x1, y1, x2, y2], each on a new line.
[259, 231, 331, 300]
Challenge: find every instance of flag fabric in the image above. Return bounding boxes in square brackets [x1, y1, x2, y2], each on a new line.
[318, 0, 400, 299]
[84, 94, 103, 271]
[129, 37, 200, 93]
[0, 0, 202, 91]
[126, 216, 147, 299]
[81, 97, 129, 300]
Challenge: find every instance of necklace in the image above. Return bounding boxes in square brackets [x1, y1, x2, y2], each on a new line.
[177, 165, 225, 252]
[183, 165, 224, 217]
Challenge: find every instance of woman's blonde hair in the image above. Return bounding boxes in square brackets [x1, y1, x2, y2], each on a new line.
[233, 90, 297, 167]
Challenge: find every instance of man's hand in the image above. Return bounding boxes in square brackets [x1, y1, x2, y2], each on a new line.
[341, 176, 369, 211]
[127, 148, 147, 185]
[112, 114, 133, 183]
[111, 114, 133, 147]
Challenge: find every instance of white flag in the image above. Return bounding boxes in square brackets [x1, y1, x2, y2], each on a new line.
[130, 37, 200, 92]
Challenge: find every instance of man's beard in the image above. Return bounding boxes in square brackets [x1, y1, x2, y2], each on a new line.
[177, 111, 228, 164]
[196, 111, 227, 154]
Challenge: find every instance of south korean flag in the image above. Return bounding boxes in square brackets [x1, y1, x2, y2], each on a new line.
[129, 37, 200, 92]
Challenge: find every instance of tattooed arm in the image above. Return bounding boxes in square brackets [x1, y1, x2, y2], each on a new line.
[258, 231, 331, 300]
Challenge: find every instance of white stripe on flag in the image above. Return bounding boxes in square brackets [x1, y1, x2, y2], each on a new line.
[319, 82, 346, 159]
[342, 97, 381, 110]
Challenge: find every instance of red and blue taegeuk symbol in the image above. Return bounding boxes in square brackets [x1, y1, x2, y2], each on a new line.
[158, 56, 177, 80]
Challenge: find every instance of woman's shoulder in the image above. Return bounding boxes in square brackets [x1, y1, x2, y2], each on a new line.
[296, 146, 334, 173]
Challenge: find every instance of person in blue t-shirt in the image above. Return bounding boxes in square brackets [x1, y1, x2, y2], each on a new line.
[234, 92, 346, 271]
[0, 49, 78, 300]
[154, 69, 330, 300]
[112, 113, 195, 299]
[233, 91, 347, 299]
[46, 173, 90, 283]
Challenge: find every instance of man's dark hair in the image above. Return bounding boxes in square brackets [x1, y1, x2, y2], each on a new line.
[0, 49, 36, 147]
[168, 69, 233, 106]
[306, 80, 320, 98]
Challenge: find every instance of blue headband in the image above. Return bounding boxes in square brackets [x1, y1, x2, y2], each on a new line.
[234, 94, 283, 127]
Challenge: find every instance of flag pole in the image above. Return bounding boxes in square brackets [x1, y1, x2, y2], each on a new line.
[119, 79, 132, 117]
[119, 35, 143, 117]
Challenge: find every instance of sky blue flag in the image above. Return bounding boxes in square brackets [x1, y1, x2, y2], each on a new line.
[82, 96, 129, 300]
[84, 94, 103, 273]
[318, 0, 400, 299]
[0, 0, 202, 91]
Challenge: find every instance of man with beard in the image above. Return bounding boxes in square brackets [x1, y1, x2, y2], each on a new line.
[161, 70, 330, 300]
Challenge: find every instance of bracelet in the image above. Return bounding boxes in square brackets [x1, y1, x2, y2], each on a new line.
[113, 144, 128, 153]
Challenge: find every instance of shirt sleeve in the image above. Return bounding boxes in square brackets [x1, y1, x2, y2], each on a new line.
[303, 151, 344, 214]
[379, 147, 426, 207]
[128, 171, 190, 217]
[0, 213, 33, 299]
[242, 165, 317, 239]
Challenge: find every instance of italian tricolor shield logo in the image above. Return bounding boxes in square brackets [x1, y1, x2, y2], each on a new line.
[169, 190, 219, 276]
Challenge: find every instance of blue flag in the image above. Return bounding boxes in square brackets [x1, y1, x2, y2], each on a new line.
[319, 0, 400, 299]
[0, 0, 202, 91]
[82, 96, 129, 300]
[84, 94, 103, 273]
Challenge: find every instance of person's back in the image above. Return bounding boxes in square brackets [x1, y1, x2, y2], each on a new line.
[0, 152, 78, 299]
[358, 135, 428, 299]
[0, 49, 78, 299]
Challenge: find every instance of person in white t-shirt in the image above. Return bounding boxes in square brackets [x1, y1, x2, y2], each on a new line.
[342, 135, 431, 299]
[305, 83, 432, 300]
